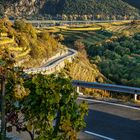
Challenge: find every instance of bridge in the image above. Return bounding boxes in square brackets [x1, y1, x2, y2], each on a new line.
[18, 20, 134, 28]
[72, 80, 140, 101]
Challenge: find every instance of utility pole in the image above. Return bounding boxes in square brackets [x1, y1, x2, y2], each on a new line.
[1, 74, 6, 140]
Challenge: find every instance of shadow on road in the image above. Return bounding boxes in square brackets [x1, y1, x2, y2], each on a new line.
[83, 109, 140, 140]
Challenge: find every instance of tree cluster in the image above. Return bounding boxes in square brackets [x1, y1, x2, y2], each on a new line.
[88, 33, 140, 87]
[40, 0, 140, 20]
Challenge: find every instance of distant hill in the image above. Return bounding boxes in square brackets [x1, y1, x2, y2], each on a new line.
[0, 0, 140, 19]
[40, 0, 140, 19]
[123, 0, 140, 10]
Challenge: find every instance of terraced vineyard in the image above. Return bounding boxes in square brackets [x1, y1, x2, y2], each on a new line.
[99, 21, 140, 35]
[0, 19, 64, 68]
[106, 24, 140, 33]
[60, 30, 113, 46]
[0, 35, 31, 63]
[45, 21, 140, 48]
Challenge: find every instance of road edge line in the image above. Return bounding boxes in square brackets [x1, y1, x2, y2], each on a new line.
[85, 131, 115, 140]
[78, 97, 140, 111]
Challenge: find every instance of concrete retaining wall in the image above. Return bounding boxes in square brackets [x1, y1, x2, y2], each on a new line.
[24, 48, 77, 75]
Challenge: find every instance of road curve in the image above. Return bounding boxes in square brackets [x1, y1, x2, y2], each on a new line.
[24, 48, 77, 74]
[42, 49, 74, 67]
[78, 97, 140, 140]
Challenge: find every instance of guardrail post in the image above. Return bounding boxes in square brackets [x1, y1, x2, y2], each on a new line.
[76, 86, 83, 95]
[77, 86, 80, 93]
[134, 94, 137, 101]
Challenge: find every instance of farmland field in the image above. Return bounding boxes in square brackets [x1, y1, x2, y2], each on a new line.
[45, 21, 140, 47]
[45, 21, 140, 89]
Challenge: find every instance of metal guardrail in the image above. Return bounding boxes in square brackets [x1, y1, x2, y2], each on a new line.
[24, 48, 77, 74]
[72, 80, 140, 95]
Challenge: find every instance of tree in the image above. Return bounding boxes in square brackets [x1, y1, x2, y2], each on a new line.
[74, 40, 85, 51]
[14, 20, 37, 39]
[62, 14, 68, 20]
[23, 74, 88, 140]
[0, 48, 88, 140]
[82, 15, 88, 21]
[0, 49, 29, 139]
[0, 4, 4, 17]
[74, 40, 87, 56]
[55, 34, 64, 42]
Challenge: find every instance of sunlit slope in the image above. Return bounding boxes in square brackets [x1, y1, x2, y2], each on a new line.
[0, 19, 63, 68]
[103, 21, 140, 35]
[64, 53, 105, 82]
[63, 52, 109, 97]
[50, 21, 140, 47]
[62, 30, 112, 46]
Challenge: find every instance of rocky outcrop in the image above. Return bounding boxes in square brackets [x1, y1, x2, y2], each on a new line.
[5, 0, 45, 17]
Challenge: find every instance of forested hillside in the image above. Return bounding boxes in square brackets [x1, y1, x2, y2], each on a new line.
[0, 0, 140, 20]
[41, 0, 140, 19]
[88, 34, 140, 87]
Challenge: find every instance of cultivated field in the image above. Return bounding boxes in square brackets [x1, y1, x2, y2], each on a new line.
[45, 20, 140, 47]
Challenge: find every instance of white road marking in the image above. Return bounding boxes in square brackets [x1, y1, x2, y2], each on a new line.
[85, 131, 115, 140]
[78, 97, 140, 111]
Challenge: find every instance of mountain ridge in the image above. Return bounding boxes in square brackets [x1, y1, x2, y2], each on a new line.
[0, 0, 139, 19]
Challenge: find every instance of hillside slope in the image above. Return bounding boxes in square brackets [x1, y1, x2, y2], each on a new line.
[41, 0, 140, 19]
[0, 18, 109, 97]
[0, 0, 140, 19]
[63, 52, 109, 97]
[0, 19, 64, 68]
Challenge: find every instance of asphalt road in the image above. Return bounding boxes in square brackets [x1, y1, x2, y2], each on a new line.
[7, 97, 140, 140]
[24, 48, 76, 73]
[42, 50, 73, 67]
[78, 97, 140, 140]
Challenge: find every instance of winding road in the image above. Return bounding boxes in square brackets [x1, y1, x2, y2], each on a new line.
[78, 97, 140, 140]
[24, 48, 77, 74]
[42, 49, 74, 67]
